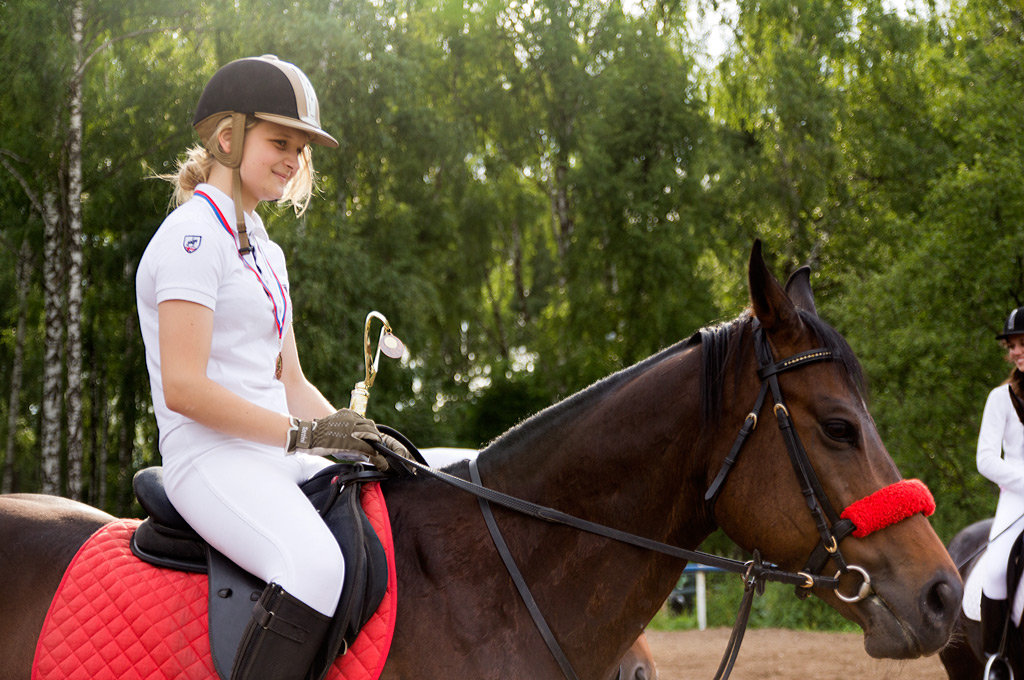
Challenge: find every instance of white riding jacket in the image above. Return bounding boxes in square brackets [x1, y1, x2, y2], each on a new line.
[977, 383, 1024, 599]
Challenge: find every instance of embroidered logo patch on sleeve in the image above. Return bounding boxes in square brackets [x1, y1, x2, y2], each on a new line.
[183, 235, 202, 253]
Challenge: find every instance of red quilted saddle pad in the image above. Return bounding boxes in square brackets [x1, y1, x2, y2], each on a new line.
[32, 483, 397, 680]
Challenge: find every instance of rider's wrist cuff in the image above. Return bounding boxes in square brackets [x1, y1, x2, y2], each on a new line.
[285, 416, 314, 453]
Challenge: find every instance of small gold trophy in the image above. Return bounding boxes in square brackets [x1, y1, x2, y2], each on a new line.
[349, 312, 405, 417]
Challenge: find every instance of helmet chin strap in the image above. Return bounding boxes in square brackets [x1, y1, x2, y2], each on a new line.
[230, 169, 251, 255]
[205, 112, 253, 255]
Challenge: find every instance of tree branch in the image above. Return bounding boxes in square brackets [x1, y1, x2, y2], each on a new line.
[79, 26, 180, 75]
[0, 150, 46, 218]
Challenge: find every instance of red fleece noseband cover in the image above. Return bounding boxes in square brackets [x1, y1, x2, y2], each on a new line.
[840, 478, 935, 538]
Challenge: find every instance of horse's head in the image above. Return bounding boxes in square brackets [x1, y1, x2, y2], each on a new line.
[705, 241, 962, 658]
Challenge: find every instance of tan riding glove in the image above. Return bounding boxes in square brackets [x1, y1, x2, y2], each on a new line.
[366, 434, 415, 473]
[286, 408, 411, 471]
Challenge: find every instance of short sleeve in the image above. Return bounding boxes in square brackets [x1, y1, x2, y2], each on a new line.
[150, 217, 230, 310]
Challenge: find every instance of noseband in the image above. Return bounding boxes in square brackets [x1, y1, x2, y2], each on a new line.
[372, 323, 936, 680]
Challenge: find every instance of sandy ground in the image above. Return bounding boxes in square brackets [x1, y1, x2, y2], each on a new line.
[645, 628, 949, 680]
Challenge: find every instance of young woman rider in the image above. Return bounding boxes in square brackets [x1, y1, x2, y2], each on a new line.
[976, 306, 1024, 679]
[136, 55, 407, 680]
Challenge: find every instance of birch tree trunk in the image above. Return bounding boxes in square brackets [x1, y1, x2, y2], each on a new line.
[41, 191, 64, 495]
[65, 0, 86, 499]
[3, 238, 32, 494]
[550, 162, 574, 262]
[89, 352, 109, 508]
[116, 258, 140, 515]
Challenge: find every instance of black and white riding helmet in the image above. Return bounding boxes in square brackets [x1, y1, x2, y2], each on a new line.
[997, 307, 1024, 340]
[193, 54, 338, 152]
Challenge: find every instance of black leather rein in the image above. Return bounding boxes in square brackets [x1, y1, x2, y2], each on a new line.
[374, 439, 841, 592]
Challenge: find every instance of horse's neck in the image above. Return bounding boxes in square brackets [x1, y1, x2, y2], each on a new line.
[385, 347, 725, 677]
[472, 349, 717, 617]
[482, 348, 710, 533]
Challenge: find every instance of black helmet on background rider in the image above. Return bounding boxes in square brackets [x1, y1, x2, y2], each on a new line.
[192, 55, 337, 253]
[997, 307, 1024, 340]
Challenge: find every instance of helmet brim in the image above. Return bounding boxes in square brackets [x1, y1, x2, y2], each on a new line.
[255, 112, 339, 148]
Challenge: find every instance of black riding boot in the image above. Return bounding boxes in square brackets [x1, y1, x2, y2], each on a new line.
[230, 583, 333, 680]
[981, 595, 1012, 680]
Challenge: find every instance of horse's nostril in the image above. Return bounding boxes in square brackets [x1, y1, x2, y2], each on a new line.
[635, 670, 648, 680]
[923, 573, 963, 625]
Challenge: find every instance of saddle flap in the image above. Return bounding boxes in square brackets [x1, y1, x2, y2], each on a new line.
[1008, 531, 1024, 614]
[207, 547, 266, 679]
[306, 475, 390, 677]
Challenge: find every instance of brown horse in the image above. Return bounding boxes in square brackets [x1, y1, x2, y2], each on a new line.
[940, 519, 1018, 679]
[0, 242, 961, 679]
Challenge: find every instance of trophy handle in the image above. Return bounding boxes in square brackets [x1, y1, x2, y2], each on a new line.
[349, 311, 405, 417]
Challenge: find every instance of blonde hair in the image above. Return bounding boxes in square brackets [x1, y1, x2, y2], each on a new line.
[160, 115, 316, 215]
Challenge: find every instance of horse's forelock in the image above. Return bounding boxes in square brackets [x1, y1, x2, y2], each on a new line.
[698, 311, 866, 433]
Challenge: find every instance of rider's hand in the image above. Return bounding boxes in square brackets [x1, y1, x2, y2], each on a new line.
[286, 408, 381, 457]
[366, 434, 413, 472]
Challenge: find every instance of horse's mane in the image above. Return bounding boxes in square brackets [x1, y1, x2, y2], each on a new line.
[699, 311, 866, 431]
[482, 308, 865, 460]
[481, 336, 699, 460]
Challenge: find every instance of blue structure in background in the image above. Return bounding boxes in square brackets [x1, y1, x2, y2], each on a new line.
[669, 564, 725, 630]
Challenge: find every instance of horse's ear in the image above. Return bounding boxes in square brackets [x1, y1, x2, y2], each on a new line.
[784, 266, 818, 318]
[748, 240, 803, 342]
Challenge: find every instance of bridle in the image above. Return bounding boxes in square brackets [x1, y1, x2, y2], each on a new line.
[705, 323, 863, 600]
[373, 323, 935, 680]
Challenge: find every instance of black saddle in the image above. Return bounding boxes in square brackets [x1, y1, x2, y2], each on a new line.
[130, 463, 390, 680]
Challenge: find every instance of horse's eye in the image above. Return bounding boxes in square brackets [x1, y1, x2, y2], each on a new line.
[823, 419, 857, 444]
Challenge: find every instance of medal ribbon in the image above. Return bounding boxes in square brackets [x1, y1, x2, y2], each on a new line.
[195, 190, 289, 340]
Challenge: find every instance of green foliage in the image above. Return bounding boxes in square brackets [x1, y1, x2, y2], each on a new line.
[650, 572, 857, 632]
[828, 0, 1024, 542]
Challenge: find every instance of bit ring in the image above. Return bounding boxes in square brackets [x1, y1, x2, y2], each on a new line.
[834, 564, 871, 603]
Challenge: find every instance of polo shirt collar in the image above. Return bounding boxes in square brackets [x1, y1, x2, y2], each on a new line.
[194, 183, 269, 241]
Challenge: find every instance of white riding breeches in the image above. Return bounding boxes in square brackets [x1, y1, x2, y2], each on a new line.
[979, 490, 1024, 601]
[162, 440, 343, 616]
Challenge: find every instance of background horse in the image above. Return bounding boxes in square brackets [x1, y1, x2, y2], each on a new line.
[611, 632, 656, 680]
[0, 242, 961, 679]
[940, 519, 1019, 679]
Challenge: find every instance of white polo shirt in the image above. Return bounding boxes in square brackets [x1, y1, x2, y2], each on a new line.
[136, 184, 293, 460]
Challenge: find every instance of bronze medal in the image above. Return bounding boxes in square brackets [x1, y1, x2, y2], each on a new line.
[380, 332, 405, 359]
[275, 352, 283, 380]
